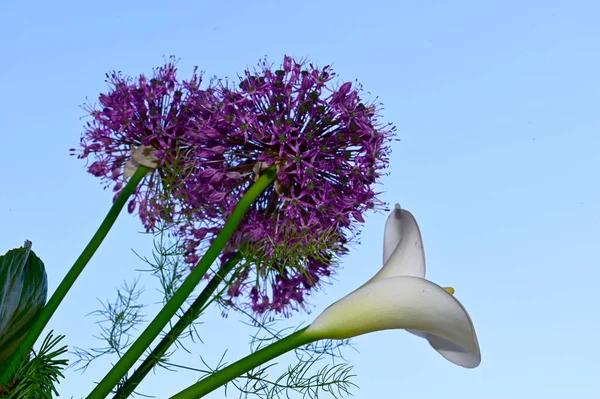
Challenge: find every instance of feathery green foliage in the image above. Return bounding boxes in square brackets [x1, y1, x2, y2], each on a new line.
[0, 332, 68, 399]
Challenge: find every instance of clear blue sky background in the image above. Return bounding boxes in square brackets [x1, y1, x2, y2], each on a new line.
[1, 1, 599, 398]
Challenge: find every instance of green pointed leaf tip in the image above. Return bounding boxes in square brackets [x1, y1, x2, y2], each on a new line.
[0, 241, 48, 367]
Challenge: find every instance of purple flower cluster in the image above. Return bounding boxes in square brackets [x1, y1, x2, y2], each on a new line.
[74, 56, 395, 315]
[71, 57, 216, 230]
[178, 56, 394, 314]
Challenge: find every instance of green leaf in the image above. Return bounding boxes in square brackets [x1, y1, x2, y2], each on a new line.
[0, 241, 48, 369]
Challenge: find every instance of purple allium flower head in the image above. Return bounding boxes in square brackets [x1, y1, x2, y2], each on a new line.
[71, 57, 217, 230]
[180, 56, 396, 315]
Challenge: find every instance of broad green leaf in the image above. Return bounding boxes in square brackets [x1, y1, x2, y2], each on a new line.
[0, 241, 48, 368]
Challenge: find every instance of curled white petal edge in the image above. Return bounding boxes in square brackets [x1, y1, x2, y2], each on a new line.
[305, 276, 481, 368]
[370, 204, 426, 283]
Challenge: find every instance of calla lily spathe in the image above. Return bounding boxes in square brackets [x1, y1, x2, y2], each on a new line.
[168, 205, 480, 399]
[305, 204, 481, 368]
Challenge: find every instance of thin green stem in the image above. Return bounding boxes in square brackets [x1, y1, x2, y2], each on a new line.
[87, 167, 277, 399]
[169, 328, 316, 399]
[113, 252, 243, 398]
[0, 166, 149, 385]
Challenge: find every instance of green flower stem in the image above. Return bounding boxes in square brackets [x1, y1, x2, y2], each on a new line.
[113, 252, 243, 399]
[87, 167, 277, 399]
[169, 327, 316, 399]
[0, 166, 149, 385]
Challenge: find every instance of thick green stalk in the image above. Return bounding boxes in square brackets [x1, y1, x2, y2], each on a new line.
[87, 167, 277, 399]
[0, 166, 149, 385]
[113, 252, 243, 398]
[169, 328, 316, 399]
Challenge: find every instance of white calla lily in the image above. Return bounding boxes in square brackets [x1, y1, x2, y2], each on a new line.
[305, 204, 481, 368]
[169, 205, 481, 399]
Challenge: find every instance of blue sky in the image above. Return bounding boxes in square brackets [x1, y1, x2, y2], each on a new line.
[1, 0, 599, 398]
